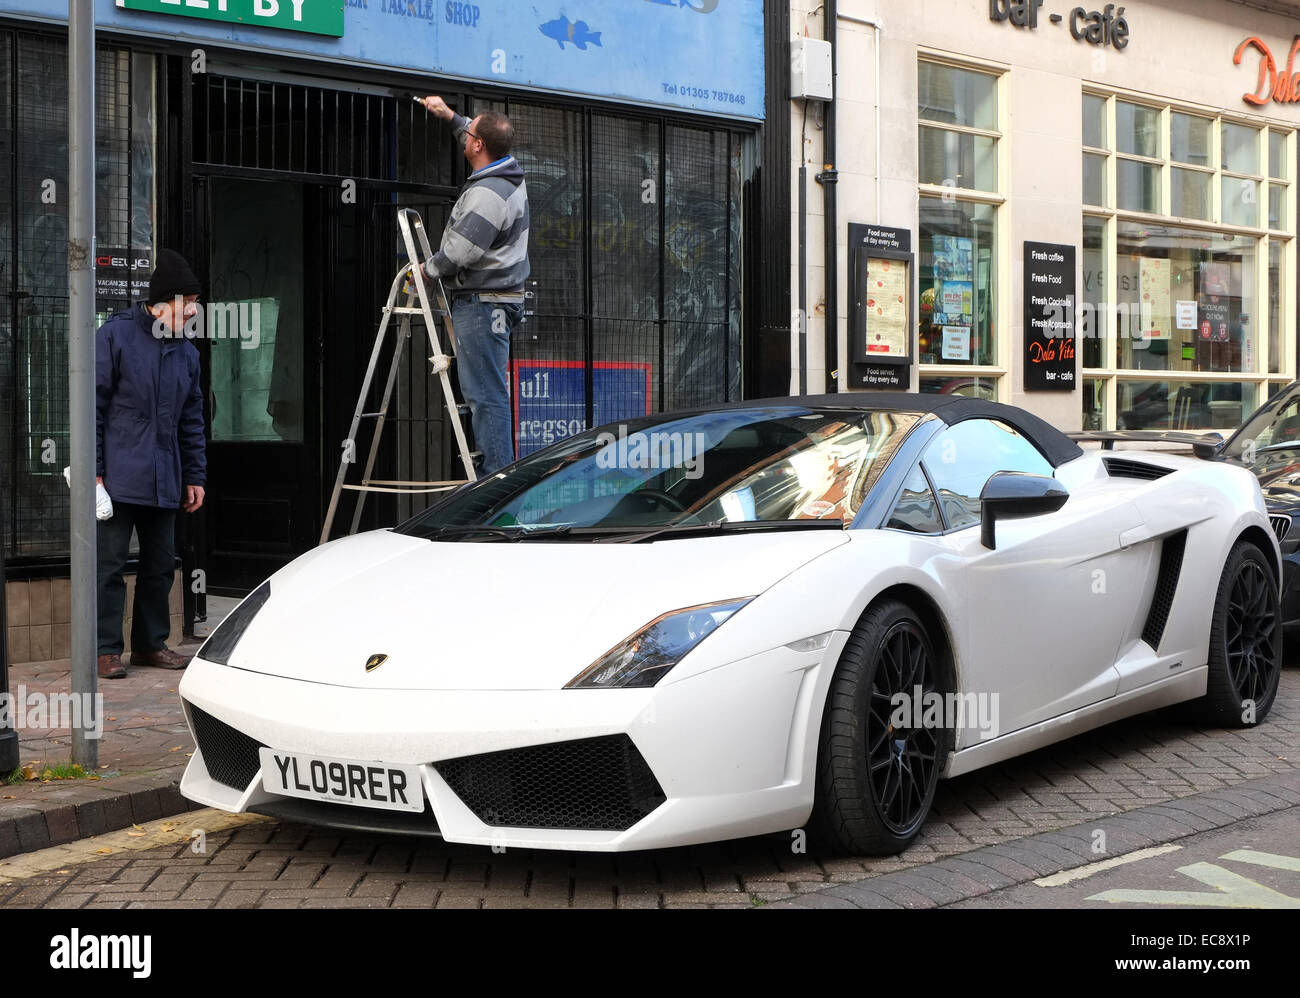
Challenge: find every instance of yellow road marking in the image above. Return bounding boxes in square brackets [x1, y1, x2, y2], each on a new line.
[1219, 849, 1300, 873]
[0, 809, 271, 885]
[1087, 861, 1300, 908]
[1033, 845, 1183, 887]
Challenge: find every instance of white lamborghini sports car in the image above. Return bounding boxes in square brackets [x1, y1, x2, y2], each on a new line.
[179, 394, 1283, 855]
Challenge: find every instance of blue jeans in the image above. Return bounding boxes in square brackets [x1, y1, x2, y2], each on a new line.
[453, 295, 521, 475]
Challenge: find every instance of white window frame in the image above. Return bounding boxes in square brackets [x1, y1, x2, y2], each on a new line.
[1081, 86, 1295, 432]
[917, 51, 1009, 399]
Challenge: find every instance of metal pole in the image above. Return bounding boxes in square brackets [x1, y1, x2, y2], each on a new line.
[0, 456, 17, 775]
[68, 0, 98, 769]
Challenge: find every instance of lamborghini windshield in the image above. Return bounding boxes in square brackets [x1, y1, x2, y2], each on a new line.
[395, 407, 923, 539]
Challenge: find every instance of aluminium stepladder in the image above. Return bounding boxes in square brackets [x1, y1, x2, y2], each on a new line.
[320, 208, 477, 544]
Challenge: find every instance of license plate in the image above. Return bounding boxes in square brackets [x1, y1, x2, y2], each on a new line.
[258, 748, 425, 813]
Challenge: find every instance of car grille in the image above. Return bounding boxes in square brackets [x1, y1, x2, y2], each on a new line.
[188, 703, 266, 791]
[1103, 457, 1172, 481]
[435, 735, 666, 831]
[1270, 514, 1291, 544]
[1142, 530, 1187, 652]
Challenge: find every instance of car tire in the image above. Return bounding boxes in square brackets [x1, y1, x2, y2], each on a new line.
[808, 599, 952, 856]
[1198, 541, 1282, 726]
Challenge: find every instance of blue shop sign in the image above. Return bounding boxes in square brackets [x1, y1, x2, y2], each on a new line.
[10, 0, 764, 121]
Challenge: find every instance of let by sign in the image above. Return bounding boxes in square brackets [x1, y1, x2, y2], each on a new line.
[117, 0, 345, 37]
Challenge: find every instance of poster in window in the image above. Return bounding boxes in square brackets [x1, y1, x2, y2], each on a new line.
[863, 257, 909, 357]
[1139, 257, 1171, 339]
[932, 236, 973, 282]
[940, 280, 973, 319]
[942, 325, 971, 361]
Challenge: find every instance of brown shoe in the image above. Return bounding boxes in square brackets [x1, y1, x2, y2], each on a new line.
[130, 647, 192, 670]
[97, 654, 127, 679]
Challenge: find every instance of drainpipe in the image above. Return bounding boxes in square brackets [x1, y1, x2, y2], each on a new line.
[815, 0, 839, 393]
[798, 102, 809, 396]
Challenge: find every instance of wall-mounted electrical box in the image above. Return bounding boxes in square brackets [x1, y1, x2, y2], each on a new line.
[791, 37, 833, 101]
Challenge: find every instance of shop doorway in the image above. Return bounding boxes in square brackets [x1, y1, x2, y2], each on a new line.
[199, 175, 318, 593]
[195, 175, 457, 594]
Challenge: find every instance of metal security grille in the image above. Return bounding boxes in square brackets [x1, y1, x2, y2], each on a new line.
[501, 100, 747, 460]
[0, 31, 149, 560]
[193, 75, 452, 182]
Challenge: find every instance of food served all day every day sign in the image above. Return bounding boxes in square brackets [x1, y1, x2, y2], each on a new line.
[848, 223, 915, 390]
[1023, 241, 1076, 391]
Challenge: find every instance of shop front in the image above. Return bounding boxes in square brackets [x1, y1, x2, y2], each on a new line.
[795, 0, 1300, 435]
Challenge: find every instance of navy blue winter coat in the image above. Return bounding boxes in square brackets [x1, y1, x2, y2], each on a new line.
[95, 304, 207, 509]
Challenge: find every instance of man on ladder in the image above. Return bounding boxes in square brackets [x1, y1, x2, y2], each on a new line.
[418, 94, 530, 474]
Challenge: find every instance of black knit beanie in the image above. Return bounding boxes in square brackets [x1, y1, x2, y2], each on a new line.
[147, 249, 201, 306]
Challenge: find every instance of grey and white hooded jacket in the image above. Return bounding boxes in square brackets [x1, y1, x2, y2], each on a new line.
[425, 114, 530, 296]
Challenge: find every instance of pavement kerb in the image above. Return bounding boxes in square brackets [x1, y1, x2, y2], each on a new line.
[0, 777, 205, 860]
[764, 767, 1300, 909]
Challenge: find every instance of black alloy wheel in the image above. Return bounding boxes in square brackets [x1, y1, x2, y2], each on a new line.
[1200, 541, 1282, 726]
[809, 598, 951, 855]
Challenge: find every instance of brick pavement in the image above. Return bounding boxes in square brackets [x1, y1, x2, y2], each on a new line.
[0, 643, 205, 857]
[0, 668, 1294, 908]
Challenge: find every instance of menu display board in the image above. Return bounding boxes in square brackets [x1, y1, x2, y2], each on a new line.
[849, 223, 914, 388]
[1023, 241, 1077, 391]
[863, 258, 910, 358]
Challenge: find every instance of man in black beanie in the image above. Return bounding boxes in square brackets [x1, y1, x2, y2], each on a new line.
[94, 249, 207, 678]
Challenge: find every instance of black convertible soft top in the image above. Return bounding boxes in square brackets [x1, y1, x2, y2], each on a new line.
[717, 391, 1085, 469]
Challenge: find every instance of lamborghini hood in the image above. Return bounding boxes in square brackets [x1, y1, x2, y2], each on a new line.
[210, 527, 848, 690]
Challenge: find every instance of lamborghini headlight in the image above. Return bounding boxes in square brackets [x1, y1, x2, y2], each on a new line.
[197, 580, 271, 666]
[565, 598, 753, 689]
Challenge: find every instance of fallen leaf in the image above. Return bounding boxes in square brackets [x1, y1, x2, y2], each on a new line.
[87, 774, 100, 781]
[132, 823, 144, 830]
[168, 746, 183, 753]
[56, 869, 71, 874]
[1, 795, 15, 800]
[20, 765, 36, 781]
[107, 717, 117, 722]
[126, 830, 146, 838]
[94, 847, 112, 855]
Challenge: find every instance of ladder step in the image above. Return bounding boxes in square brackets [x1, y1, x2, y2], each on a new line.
[387, 305, 449, 316]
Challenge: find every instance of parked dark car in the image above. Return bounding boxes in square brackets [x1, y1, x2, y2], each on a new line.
[1219, 382, 1300, 631]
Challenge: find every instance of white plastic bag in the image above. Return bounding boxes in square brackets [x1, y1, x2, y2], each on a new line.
[62, 466, 114, 521]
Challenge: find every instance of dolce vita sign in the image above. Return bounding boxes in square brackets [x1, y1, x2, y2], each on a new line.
[1234, 36, 1300, 107]
[116, 0, 344, 37]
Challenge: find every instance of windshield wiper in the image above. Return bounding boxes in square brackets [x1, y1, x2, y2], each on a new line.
[600, 518, 846, 544]
[423, 525, 527, 542]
